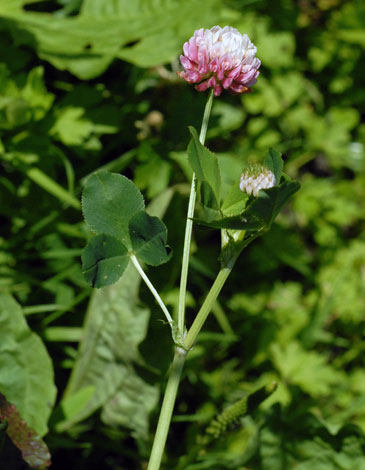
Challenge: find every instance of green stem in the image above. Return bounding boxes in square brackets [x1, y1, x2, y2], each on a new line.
[177, 89, 214, 335]
[184, 230, 265, 350]
[147, 348, 186, 470]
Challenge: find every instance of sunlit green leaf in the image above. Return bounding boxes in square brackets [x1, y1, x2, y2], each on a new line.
[0, 0, 223, 78]
[82, 171, 145, 247]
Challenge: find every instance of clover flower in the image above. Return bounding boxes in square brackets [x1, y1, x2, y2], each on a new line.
[239, 164, 276, 196]
[178, 25, 261, 96]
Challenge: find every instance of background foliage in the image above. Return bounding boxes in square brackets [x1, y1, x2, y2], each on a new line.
[0, 0, 364, 469]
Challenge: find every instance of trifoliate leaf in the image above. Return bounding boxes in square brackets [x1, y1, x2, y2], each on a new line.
[82, 233, 129, 288]
[129, 211, 172, 266]
[82, 171, 145, 248]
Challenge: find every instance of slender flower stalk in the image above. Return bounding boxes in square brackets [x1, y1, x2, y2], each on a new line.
[177, 89, 214, 335]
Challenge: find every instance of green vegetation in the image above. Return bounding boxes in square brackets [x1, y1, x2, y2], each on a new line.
[0, 0, 364, 469]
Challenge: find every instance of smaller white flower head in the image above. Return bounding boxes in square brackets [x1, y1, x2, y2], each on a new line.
[240, 164, 276, 197]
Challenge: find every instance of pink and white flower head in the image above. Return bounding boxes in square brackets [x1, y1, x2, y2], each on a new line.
[178, 25, 261, 96]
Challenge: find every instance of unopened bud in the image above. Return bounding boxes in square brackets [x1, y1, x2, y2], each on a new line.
[239, 164, 276, 196]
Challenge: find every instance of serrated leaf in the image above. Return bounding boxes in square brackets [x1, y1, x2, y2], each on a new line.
[82, 233, 129, 288]
[82, 171, 145, 247]
[188, 126, 221, 205]
[129, 211, 172, 266]
[0, 294, 56, 437]
[200, 181, 221, 222]
[264, 148, 284, 184]
[194, 213, 263, 231]
[257, 180, 301, 224]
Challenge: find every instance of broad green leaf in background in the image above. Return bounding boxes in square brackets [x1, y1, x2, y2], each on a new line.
[82, 171, 145, 247]
[0, 0, 222, 78]
[129, 211, 172, 266]
[0, 294, 56, 436]
[81, 233, 129, 288]
[59, 263, 155, 435]
[101, 373, 159, 441]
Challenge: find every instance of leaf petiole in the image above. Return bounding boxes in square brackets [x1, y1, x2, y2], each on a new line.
[130, 254, 174, 327]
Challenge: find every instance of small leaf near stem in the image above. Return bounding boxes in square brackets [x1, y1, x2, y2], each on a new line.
[130, 254, 173, 327]
[177, 89, 214, 335]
